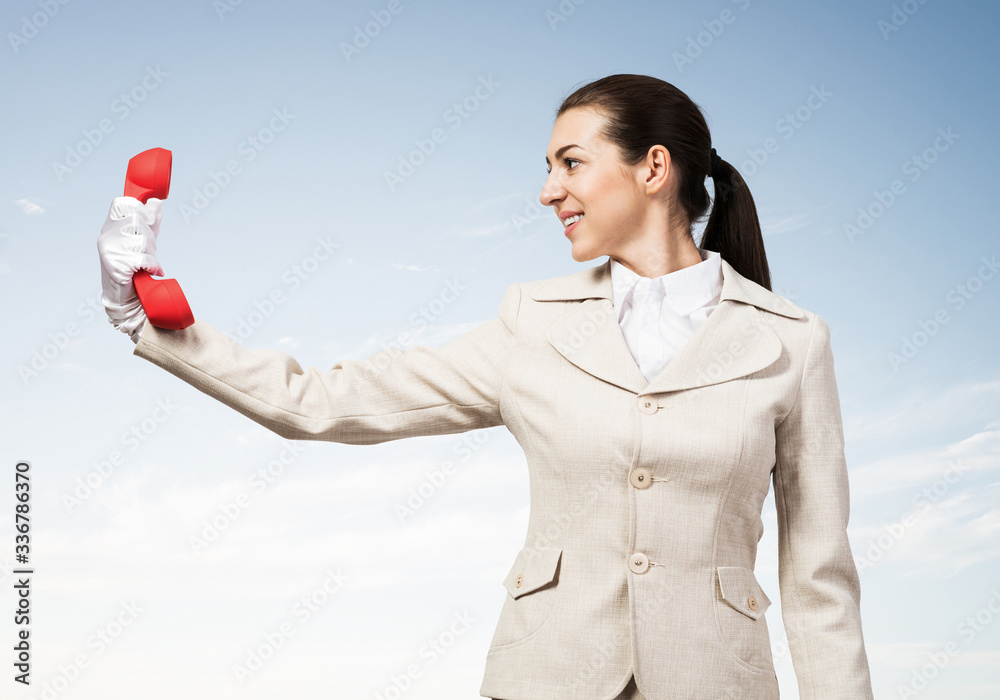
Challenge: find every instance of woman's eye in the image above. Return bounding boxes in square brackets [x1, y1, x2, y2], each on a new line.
[546, 158, 580, 175]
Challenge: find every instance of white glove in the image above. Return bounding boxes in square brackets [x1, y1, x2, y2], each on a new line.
[97, 196, 165, 344]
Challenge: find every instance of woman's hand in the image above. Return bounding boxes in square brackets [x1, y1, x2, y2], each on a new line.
[96, 196, 164, 344]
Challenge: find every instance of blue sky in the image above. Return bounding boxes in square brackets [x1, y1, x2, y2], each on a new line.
[2, 0, 998, 698]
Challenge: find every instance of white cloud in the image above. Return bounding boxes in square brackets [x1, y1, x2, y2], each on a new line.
[15, 198, 44, 215]
[851, 483, 1000, 579]
[389, 262, 438, 272]
[762, 213, 811, 236]
[758, 204, 831, 236]
[845, 379, 1000, 445]
[849, 423, 1000, 499]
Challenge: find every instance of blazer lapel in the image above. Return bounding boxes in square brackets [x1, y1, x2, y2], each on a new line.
[532, 257, 805, 396]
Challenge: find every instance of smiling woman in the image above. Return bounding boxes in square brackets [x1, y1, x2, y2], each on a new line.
[541, 74, 768, 289]
[97, 73, 874, 700]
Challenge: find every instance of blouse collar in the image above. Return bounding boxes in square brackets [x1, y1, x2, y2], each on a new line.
[610, 247, 723, 320]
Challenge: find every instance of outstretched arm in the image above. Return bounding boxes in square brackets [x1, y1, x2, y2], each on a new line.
[772, 313, 874, 699]
[132, 283, 521, 444]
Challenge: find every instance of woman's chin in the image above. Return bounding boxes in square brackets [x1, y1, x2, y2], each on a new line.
[569, 241, 601, 263]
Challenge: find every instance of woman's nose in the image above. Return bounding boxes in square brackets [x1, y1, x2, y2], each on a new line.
[538, 177, 564, 207]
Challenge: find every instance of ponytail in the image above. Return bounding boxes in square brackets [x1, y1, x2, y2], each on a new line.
[701, 156, 772, 291]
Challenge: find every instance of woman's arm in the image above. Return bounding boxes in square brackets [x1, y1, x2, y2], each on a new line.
[772, 313, 875, 699]
[132, 283, 521, 444]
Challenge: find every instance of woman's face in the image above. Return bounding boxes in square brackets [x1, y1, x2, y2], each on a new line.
[539, 107, 651, 263]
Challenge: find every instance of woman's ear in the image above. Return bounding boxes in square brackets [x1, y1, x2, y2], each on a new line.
[641, 144, 674, 195]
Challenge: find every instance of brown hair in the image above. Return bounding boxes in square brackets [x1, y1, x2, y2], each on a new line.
[556, 73, 772, 291]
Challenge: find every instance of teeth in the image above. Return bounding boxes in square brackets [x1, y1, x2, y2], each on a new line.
[564, 214, 584, 227]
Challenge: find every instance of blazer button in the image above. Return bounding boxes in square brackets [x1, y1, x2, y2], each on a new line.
[515, 574, 523, 588]
[637, 397, 658, 414]
[629, 467, 652, 489]
[747, 595, 758, 611]
[628, 552, 649, 574]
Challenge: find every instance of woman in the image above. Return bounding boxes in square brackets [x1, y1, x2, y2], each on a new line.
[98, 74, 874, 700]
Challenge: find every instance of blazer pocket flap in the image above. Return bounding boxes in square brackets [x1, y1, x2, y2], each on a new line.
[503, 547, 563, 599]
[717, 565, 772, 620]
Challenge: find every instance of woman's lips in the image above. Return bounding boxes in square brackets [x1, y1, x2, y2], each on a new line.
[564, 217, 582, 237]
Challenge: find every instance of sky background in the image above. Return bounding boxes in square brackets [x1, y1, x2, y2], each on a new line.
[2, 0, 999, 698]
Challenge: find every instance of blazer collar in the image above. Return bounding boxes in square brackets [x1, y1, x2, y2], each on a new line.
[530, 257, 803, 318]
[529, 257, 805, 396]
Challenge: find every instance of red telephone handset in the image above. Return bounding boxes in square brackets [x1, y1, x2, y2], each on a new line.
[123, 147, 194, 330]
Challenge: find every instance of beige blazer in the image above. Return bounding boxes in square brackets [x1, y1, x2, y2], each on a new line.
[132, 256, 875, 700]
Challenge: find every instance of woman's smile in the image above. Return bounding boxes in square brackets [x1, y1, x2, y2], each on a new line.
[564, 214, 584, 237]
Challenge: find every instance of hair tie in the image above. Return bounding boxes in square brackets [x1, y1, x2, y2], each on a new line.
[709, 147, 722, 179]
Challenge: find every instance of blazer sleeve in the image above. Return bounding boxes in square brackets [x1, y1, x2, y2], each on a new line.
[772, 313, 875, 699]
[130, 283, 521, 444]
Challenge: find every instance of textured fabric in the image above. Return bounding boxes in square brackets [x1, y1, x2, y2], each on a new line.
[614, 675, 645, 700]
[131, 256, 874, 700]
[610, 248, 723, 386]
[496, 672, 644, 700]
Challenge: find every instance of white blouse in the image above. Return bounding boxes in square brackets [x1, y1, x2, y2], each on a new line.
[609, 247, 724, 386]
